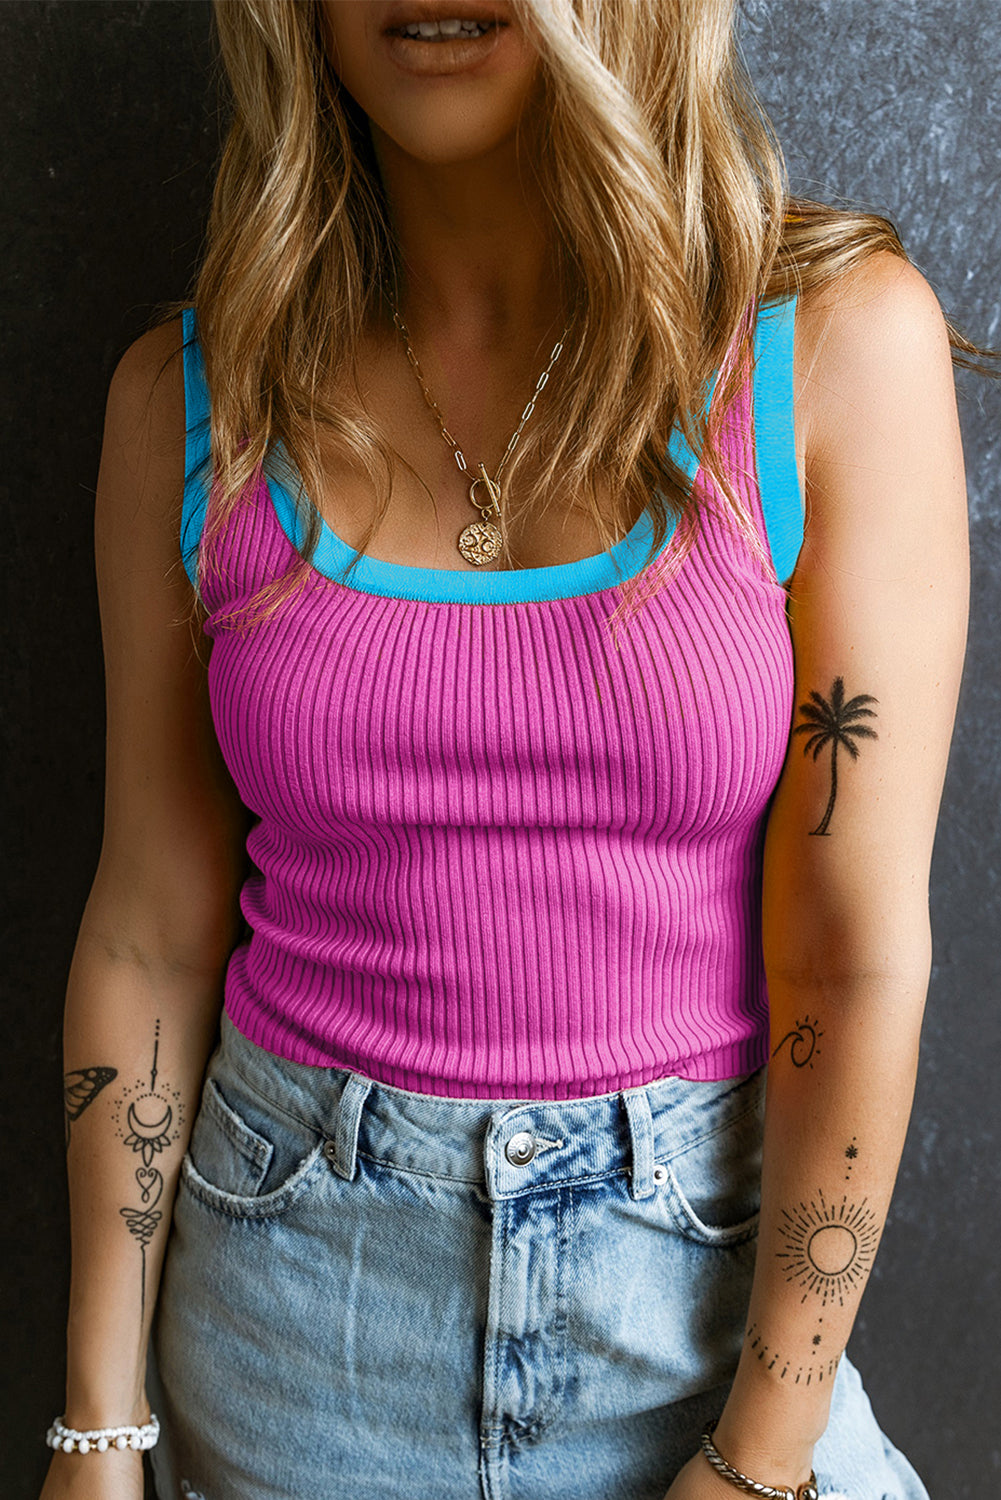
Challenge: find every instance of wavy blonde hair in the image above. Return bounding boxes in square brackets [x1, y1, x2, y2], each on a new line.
[179, 0, 976, 629]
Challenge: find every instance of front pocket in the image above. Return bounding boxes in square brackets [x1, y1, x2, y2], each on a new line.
[661, 1076, 764, 1247]
[180, 1069, 325, 1220]
[180, 1139, 327, 1220]
[187, 1076, 274, 1198]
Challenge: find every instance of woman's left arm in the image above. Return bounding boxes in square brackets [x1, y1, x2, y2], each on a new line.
[668, 253, 970, 1496]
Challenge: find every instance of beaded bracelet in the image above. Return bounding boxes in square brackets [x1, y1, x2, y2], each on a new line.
[46, 1413, 160, 1455]
[700, 1420, 819, 1500]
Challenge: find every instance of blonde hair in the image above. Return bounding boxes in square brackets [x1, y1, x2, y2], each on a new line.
[177, 0, 977, 628]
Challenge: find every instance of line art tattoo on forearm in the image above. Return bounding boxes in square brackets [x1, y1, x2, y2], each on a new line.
[793, 676, 878, 835]
[745, 1321, 843, 1386]
[63, 1066, 118, 1146]
[110, 1020, 183, 1318]
[776, 1189, 880, 1308]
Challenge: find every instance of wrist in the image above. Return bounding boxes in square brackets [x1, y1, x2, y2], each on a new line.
[701, 1420, 818, 1500]
[713, 1372, 822, 1489]
[66, 1332, 149, 1429]
[63, 1387, 150, 1433]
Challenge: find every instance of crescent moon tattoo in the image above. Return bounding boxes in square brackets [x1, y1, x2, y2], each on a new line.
[111, 1020, 184, 1317]
[124, 1098, 174, 1166]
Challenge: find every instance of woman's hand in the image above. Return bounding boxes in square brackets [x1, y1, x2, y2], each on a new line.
[39, 1447, 145, 1500]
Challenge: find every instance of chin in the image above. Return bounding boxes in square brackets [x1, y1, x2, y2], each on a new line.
[372, 102, 527, 167]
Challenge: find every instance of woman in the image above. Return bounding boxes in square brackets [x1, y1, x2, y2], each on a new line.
[42, 3, 972, 1498]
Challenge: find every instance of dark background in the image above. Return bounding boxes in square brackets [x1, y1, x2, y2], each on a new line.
[3, 2, 998, 1496]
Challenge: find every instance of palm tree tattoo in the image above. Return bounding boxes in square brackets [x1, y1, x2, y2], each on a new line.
[794, 677, 878, 836]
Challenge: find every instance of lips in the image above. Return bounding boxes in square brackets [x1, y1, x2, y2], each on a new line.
[379, 2, 514, 75]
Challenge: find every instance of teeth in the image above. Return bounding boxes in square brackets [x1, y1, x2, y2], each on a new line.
[400, 19, 493, 39]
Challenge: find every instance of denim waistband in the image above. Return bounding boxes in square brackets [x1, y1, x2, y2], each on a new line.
[216, 1011, 765, 1205]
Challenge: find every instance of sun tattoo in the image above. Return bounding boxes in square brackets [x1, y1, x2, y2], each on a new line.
[793, 677, 878, 836]
[777, 1191, 881, 1308]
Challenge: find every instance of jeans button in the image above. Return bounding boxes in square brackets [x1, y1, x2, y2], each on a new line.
[505, 1130, 536, 1167]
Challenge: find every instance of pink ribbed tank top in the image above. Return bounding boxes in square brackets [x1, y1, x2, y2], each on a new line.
[181, 301, 803, 1099]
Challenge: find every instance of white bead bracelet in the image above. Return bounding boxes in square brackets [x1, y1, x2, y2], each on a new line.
[46, 1413, 160, 1454]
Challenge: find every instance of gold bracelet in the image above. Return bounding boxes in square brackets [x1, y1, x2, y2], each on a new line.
[700, 1420, 819, 1500]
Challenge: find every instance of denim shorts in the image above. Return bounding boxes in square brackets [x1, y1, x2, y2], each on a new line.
[147, 1011, 928, 1500]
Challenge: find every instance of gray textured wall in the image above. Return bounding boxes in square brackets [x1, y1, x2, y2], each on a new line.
[2, 3, 998, 1496]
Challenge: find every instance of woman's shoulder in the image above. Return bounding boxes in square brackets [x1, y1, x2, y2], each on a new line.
[106, 315, 186, 440]
[99, 316, 188, 533]
[794, 251, 953, 466]
[789, 248, 966, 583]
[95, 315, 199, 605]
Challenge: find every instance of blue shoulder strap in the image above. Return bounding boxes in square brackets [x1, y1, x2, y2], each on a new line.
[752, 296, 804, 585]
[181, 306, 212, 588]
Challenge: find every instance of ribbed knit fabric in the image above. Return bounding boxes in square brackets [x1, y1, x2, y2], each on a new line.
[181, 304, 801, 1099]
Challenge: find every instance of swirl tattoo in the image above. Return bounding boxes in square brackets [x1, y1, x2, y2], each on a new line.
[771, 1015, 823, 1070]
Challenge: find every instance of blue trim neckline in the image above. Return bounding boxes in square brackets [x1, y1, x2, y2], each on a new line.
[180, 303, 806, 603]
[261, 400, 711, 604]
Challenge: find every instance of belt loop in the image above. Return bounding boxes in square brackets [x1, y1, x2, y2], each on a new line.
[621, 1088, 655, 1200]
[330, 1073, 372, 1181]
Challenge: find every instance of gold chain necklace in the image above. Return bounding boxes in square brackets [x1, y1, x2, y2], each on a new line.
[389, 303, 570, 566]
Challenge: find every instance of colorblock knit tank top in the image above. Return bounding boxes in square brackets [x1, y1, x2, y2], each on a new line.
[181, 300, 803, 1099]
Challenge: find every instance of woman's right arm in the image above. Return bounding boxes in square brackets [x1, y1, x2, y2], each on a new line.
[41, 321, 250, 1499]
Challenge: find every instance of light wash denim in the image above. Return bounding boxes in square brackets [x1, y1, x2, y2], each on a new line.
[148, 1011, 928, 1500]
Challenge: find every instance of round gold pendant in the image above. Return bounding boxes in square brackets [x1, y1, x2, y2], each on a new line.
[458, 520, 503, 566]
